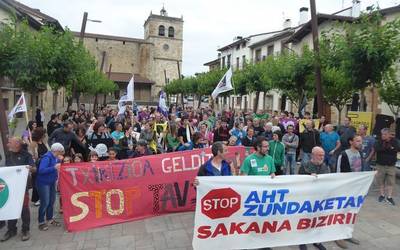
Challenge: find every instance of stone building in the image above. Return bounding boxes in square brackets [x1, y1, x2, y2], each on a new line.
[76, 7, 183, 105]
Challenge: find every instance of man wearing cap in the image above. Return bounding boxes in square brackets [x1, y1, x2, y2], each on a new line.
[1, 137, 35, 242]
[36, 143, 64, 231]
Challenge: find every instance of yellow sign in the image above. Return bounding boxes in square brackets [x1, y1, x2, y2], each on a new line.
[347, 112, 373, 135]
[299, 119, 320, 133]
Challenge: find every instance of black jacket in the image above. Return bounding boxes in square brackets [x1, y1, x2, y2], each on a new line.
[300, 129, 321, 153]
[337, 150, 364, 172]
[374, 138, 400, 166]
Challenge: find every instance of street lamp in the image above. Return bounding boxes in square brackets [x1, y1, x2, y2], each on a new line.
[73, 12, 102, 104]
[79, 12, 102, 43]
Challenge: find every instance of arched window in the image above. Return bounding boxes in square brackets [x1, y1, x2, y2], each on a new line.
[158, 25, 165, 36]
[168, 26, 174, 38]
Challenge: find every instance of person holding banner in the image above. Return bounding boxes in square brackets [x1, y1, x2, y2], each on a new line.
[240, 136, 276, 178]
[1, 137, 34, 242]
[298, 146, 329, 250]
[36, 143, 65, 231]
[195, 142, 233, 181]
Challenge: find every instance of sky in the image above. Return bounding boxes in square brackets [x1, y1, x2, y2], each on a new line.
[19, 0, 398, 76]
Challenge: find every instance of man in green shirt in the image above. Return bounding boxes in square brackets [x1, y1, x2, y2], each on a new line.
[240, 136, 276, 177]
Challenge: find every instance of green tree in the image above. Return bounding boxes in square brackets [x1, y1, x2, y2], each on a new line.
[266, 47, 315, 115]
[325, 9, 400, 110]
[379, 70, 400, 118]
[234, 62, 272, 112]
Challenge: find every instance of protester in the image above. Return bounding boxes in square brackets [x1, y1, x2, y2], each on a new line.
[111, 122, 124, 156]
[130, 139, 153, 158]
[282, 125, 299, 175]
[89, 150, 99, 162]
[213, 118, 230, 143]
[252, 118, 265, 136]
[320, 124, 341, 172]
[1, 137, 35, 242]
[300, 120, 321, 165]
[242, 127, 256, 147]
[268, 131, 285, 175]
[47, 114, 62, 137]
[298, 146, 329, 250]
[262, 122, 273, 141]
[195, 141, 233, 179]
[240, 136, 276, 177]
[36, 143, 64, 231]
[28, 127, 49, 206]
[22, 121, 37, 144]
[357, 124, 375, 171]
[375, 128, 400, 205]
[337, 135, 363, 173]
[48, 120, 84, 155]
[108, 148, 118, 161]
[337, 116, 357, 151]
[335, 135, 362, 248]
[229, 122, 244, 145]
[73, 153, 84, 163]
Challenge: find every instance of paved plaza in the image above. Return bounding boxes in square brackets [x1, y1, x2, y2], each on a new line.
[1, 179, 400, 250]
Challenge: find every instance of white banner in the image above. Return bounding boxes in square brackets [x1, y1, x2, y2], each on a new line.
[0, 166, 29, 220]
[193, 172, 375, 250]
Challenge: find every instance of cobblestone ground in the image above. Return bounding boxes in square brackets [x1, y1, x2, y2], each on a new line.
[1, 180, 399, 250]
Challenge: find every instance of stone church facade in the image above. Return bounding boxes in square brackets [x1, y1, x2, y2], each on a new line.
[76, 7, 183, 105]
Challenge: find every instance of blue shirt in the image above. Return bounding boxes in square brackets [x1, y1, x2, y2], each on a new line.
[361, 136, 375, 159]
[230, 128, 245, 145]
[37, 151, 60, 186]
[320, 132, 340, 153]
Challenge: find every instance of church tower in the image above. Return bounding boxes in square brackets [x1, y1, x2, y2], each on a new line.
[144, 6, 183, 99]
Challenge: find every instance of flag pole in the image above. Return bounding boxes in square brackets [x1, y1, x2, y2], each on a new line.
[23, 92, 32, 143]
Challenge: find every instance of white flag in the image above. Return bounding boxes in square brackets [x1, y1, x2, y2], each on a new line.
[127, 75, 134, 102]
[0, 166, 29, 220]
[211, 67, 234, 99]
[8, 93, 27, 122]
[118, 95, 129, 115]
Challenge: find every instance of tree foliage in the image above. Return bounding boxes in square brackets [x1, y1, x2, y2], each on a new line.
[0, 19, 116, 110]
[379, 70, 400, 117]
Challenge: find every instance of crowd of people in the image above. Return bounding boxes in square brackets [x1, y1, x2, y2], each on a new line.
[1, 104, 399, 249]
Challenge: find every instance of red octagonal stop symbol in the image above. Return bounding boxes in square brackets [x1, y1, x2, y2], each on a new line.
[201, 188, 241, 219]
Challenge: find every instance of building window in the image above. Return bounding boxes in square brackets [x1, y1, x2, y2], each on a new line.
[236, 57, 239, 69]
[236, 44, 240, 50]
[267, 45, 274, 56]
[222, 57, 226, 68]
[255, 49, 262, 62]
[123, 41, 126, 45]
[227, 55, 231, 68]
[158, 25, 165, 36]
[168, 26, 174, 37]
[242, 42, 247, 48]
[242, 55, 246, 67]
